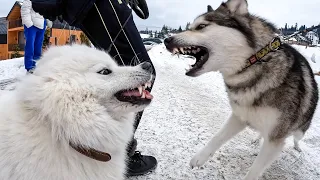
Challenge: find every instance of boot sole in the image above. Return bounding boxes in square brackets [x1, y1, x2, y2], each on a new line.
[126, 163, 157, 177]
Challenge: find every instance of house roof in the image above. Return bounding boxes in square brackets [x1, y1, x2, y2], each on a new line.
[5, 1, 80, 30]
[0, 17, 7, 35]
[6, 1, 22, 20]
[307, 31, 319, 37]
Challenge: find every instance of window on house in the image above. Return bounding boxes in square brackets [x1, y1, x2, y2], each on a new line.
[70, 35, 76, 44]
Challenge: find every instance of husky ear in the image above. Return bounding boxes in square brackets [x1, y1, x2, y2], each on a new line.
[225, 0, 248, 15]
[207, 5, 214, 12]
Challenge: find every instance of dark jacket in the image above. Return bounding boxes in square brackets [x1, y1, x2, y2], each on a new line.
[30, 0, 96, 27]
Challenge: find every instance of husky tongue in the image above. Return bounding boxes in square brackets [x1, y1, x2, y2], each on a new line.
[122, 90, 153, 99]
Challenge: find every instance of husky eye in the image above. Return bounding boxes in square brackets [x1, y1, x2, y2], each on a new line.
[196, 24, 207, 30]
[97, 68, 112, 75]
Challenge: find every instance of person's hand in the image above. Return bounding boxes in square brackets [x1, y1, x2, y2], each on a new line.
[126, 0, 149, 19]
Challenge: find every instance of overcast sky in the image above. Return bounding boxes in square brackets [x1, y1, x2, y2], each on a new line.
[1, 0, 319, 31]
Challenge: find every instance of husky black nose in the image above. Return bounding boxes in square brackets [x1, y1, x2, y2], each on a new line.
[141, 61, 153, 73]
[164, 37, 173, 46]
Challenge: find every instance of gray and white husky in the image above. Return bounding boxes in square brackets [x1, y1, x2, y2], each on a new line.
[164, 0, 318, 179]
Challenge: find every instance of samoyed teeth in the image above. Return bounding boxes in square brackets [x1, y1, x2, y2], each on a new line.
[138, 86, 143, 95]
[144, 82, 151, 88]
[141, 91, 146, 98]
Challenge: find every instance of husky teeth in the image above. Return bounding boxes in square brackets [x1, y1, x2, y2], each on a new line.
[192, 50, 197, 54]
[180, 48, 185, 54]
[197, 48, 201, 52]
[138, 86, 143, 95]
[201, 56, 204, 60]
[173, 48, 179, 54]
[189, 58, 194, 66]
[141, 91, 146, 98]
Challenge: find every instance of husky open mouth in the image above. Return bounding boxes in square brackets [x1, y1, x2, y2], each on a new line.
[169, 46, 209, 76]
[115, 81, 153, 104]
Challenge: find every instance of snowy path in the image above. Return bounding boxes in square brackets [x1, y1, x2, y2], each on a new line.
[0, 45, 319, 180]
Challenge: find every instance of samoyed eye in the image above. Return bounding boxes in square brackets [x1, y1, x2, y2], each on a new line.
[97, 68, 112, 75]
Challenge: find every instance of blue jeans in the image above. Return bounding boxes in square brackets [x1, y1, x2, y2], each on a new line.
[24, 21, 46, 71]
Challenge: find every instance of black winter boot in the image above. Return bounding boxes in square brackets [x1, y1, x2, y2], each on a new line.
[126, 139, 157, 176]
[127, 151, 157, 176]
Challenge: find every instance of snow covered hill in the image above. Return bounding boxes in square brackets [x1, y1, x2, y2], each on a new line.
[0, 44, 320, 180]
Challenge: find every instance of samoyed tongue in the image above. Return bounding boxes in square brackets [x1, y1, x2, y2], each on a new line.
[122, 90, 153, 99]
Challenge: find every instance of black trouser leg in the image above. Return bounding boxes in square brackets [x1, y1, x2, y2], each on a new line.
[79, 0, 156, 156]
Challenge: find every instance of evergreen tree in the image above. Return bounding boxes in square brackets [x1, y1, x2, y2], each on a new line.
[149, 30, 153, 37]
[161, 25, 168, 34]
[178, 26, 183, 32]
[11, 44, 23, 58]
[42, 28, 51, 49]
[299, 25, 306, 31]
[284, 23, 288, 31]
[185, 22, 191, 30]
[80, 32, 91, 46]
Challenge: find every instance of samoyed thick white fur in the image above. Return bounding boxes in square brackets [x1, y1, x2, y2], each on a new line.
[0, 44, 154, 180]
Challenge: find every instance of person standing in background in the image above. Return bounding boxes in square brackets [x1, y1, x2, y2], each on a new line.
[21, 0, 52, 74]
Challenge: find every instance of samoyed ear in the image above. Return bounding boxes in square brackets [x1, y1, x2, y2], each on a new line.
[225, 0, 248, 15]
[207, 5, 214, 12]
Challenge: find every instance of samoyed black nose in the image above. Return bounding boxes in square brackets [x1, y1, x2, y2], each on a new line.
[141, 62, 153, 73]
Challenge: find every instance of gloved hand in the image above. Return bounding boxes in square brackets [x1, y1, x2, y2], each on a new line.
[126, 0, 149, 19]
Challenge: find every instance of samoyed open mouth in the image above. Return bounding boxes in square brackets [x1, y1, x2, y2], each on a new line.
[115, 81, 153, 105]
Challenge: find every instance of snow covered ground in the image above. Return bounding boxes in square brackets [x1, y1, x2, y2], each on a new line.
[0, 44, 320, 180]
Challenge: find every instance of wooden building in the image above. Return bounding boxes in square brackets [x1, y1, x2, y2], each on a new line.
[0, 1, 83, 60]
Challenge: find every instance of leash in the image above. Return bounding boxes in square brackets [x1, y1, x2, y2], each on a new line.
[69, 1, 147, 161]
[94, 0, 144, 66]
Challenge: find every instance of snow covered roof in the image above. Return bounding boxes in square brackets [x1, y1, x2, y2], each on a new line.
[289, 37, 297, 41]
[307, 31, 319, 37]
[17, 1, 23, 6]
[140, 33, 150, 39]
[297, 34, 308, 41]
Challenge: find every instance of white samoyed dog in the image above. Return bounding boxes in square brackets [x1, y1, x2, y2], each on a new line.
[0, 44, 154, 180]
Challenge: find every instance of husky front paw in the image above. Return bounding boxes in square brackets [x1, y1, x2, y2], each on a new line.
[189, 151, 212, 168]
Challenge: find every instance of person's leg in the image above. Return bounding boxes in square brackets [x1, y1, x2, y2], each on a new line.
[24, 25, 37, 72]
[33, 21, 46, 65]
[79, 0, 157, 176]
